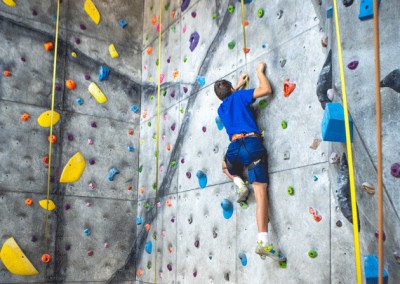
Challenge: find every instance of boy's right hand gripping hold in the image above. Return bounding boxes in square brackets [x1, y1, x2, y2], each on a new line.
[253, 62, 272, 99]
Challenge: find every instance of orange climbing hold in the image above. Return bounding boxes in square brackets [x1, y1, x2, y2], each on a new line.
[309, 207, 322, 222]
[242, 21, 249, 26]
[41, 254, 51, 263]
[243, 48, 250, 54]
[48, 135, 57, 143]
[169, 247, 172, 253]
[44, 42, 54, 51]
[66, 80, 76, 90]
[167, 144, 171, 151]
[21, 113, 30, 121]
[128, 186, 132, 190]
[142, 111, 147, 118]
[140, 187, 144, 193]
[147, 47, 153, 55]
[173, 71, 179, 79]
[166, 198, 172, 207]
[25, 198, 32, 205]
[171, 12, 175, 18]
[128, 130, 133, 135]
[4, 71, 11, 76]
[152, 16, 157, 25]
[43, 156, 49, 164]
[138, 269, 143, 276]
[283, 79, 296, 97]
[145, 224, 151, 230]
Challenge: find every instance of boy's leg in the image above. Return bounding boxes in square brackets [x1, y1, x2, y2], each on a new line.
[222, 160, 250, 202]
[222, 160, 238, 181]
[252, 182, 269, 233]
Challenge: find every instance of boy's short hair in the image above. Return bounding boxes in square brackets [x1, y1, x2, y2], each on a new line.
[214, 80, 233, 100]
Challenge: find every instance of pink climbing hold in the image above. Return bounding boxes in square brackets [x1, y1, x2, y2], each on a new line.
[157, 202, 161, 207]
[157, 24, 162, 32]
[88, 139, 93, 145]
[162, 231, 166, 236]
[89, 183, 94, 189]
[186, 172, 191, 179]
[160, 166, 164, 172]
[162, 135, 165, 141]
[160, 273, 163, 278]
[104, 243, 109, 248]
[144, 65, 147, 69]
[183, 26, 186, 33]
[90, 121, 96, 127]
[160, 73, 164, 83]
[86, 203, 91, 207]
[171, 92, 175, 98]
[164, 115, 167, 120]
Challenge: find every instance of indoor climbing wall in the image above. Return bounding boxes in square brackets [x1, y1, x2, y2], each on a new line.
[0, 0, 143, 283]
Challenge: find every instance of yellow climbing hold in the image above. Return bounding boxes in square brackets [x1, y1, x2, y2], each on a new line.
[60, 152, 86, 183]
[0, 238, 39, 275]
[149, 77, 152, 82]
[109, 44, 119, 58]
[39, 200, 56, 211]
[37, 110, 60, 127]
[3, 0, 17, 7]
[141, 140, 144, 145]
[71, 52, 77, 57]
[88, 82, 108, 103]
[84, 0, 100, 24]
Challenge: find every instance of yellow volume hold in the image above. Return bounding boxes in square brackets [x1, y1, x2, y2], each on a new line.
[109, 44, 119, 58]
[37, 110, 60, 127]
[39, 200, 56, 211]
[84, 0, 100, 24]
[0, 238, 39, 275]
[60, 152, 86, 183]
[88, 82, 108, 103]
[3, 0, 17, 7]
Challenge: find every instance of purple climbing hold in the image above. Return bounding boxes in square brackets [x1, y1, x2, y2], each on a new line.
[391, 163, 400, 177]
[67, 135, 73, 141]
[193, 271, 197, 277]
[75, 38, 80, 44]
[167, 264, 172, 271]
[50, 176, 54, 182]
[84, 75, 90, 80]
[89, 159, 95, 165]
[90, 121, 97, 127]
[191, 12, 197, 18]
[189, 32, 200, 52]
[167, 58, 171, 63]
[375, 230, 386, 241]
[186, 172, 191, 179]
[20, 57, 26, 62]
[32, 10, 37, 16]
[65, 245, 71, 250]
[181, 159, 185, 164]
[183, 87, 188, 93]
[171, 124, 176, 131]
[194, 240, 199, 247]
[55, 85, 60, 91]
[31, 236, 37, 242]
[181, 0, 190, 11]
[202, 126, 206, 132]
[171, 92, 175, 98]
[80, 24, 86, 30]
[171, 218, 175, 223]
[64, 204, 70, 210]
[347, 61, 359, 70]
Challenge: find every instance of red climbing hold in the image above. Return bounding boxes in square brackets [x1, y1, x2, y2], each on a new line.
[242, 21, 249, 26]
[145, 224, 151, 230]
[42, 254, 51, 263]
[128, 186, 132, 190]
[283, 79, 296, 97]
[243, 48, 250, 54]
[43, 156, 49, 163]
[48, 135, 57, 143]
[44, 42, 54, 51]
[66, 80, 76, 90]
[26, 198, 32, 205]
[21, 113, 30, 121]
[167, 144, 171, 151]
[4, 71, 12, 76]
[128, 130, 133, 135]
[88, 251, 93, 256]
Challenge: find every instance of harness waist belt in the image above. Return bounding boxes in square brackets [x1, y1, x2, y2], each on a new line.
[231, 132, 260, 142]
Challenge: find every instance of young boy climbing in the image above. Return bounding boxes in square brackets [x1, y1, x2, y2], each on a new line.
[215, 62, 286, 262]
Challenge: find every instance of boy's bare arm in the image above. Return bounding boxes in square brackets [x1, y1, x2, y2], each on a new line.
[253, 62, 272, 99]
[234, 74, 248, 91]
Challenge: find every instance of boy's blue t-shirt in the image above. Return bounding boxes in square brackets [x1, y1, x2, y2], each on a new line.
[218, 89, 261, 141]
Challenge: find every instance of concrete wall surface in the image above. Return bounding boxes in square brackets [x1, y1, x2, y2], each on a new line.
[0, 0, 399, 283]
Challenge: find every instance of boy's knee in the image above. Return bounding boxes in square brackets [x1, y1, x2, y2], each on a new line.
[222, 160, 227, 170]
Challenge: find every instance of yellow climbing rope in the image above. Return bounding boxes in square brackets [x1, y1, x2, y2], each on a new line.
[154, 0, 163, 281]
[44, 0, 60, 272]
[240, 0, 249, 90]
[332, 1, 362, 283]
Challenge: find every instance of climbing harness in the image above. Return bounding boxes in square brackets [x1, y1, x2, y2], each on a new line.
[332, 1, 361, 283]
[240, 0, 249, 89]
[154, 0, 163, 281]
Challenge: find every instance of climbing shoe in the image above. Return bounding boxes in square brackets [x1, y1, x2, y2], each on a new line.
[255, 241, 286, 261]
[236, 184, 250, 203]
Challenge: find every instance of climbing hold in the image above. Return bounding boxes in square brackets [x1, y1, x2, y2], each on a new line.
[21, 113, 30, 121]
[321, 103, 353, 142]
[193, 271, 197, 277]
[342, 0, 354, 7]
[242, 21, 249, 26]
[152, 183, 156, 189]
[163, 91, 167, 97]
[283, 79, 296, 97]
[202, 126, 206, 132]
[186, 172, 191, 178]
[262, 44, 266, 48]
[84, 229, 90, 235]
[228, 5, 235, 13]
[308, 250, 318, 258]
[183, 26, 186, 33]
[48, 135, 57, 143]
[317, 50, 333, 109]
[167, 264, 173, 271]
[67, 135, 73, 141]
[140, 188, 144, 193]
[181, 0, 190, 11]
[181, 159, 185, 163]
[259, 100, 266, 108]
[336, 220, 342, 227]
[75, 38, 80, 44]
[55, 85, 61, 91]
[309, 207, 322, 222]
[279, 58, 286, 68]
[118, 19, 127, 28]
[145, 203, 149, 209]
[240, 201, 248, 209]
[243, 48, 250, 54]
[148, 122, 151, 127]
[128, 146, 134, 151]
[391, 163, 400, 177]
[90, 121, 96, 128]
[147, 47, 153, 55]
[44, 42, 54, 51]
[3, 71, 11, 76]
[108, 167, 120, 181]
[80, 24, 86, 30]
[361, 182, 375, 194]
[170, 11, 175, 19]
[25, 198, 33, 206]
[189, 32, 200, 52]
[171, 124, 176, 131]
[152, 234, 157, 240]
[183, 57, 187, 63]
[326, 6, 333, 18]
[212, 14, 216, 19]
[150, 6, 153, 10]
[88, 139, 93, 145]
[327, 89, 334, 101]
[380, 69, 400, 93]
[363, 255, 388, 283]
[87, 251, 93, 256]
[258, 9, 264, 18]
[152, 16, 157, 25]
[99, 66, 110, 81]
[191, 12, 196, 18]
[160, 73, 165, 83]
[313, 176, 318, 181]
[137, 217, 142, 225]
[359, 0, 381, 20]
[279, 261, 287, 269]
[309, 136, 322, 150]
[180, 109, 184, 113]
[131, 105, 138, 113]
[194, 240, 199, 248]
[41, 254, 51, 263]
[221, 199, 233, 219]
[139, 166, 143, 173]
[138, 269, 142, 276]
[171, 218, 174, 223]
[84, 0, 100, 24]
[347, 61, 359, 70]
[66, 80, 76, 90]
[89, 183, 94, 189]
[374, 230, 386, 241]
[197, 76, 205, 86]
[39, 200, 56, 210]
[281, 121, 287, 129]
[209, 255, 212, 260]
[84, 75, 90, 80]
[215, 116, 224, 130]
[88, 82, 108, 103]
[145, 241, 152, 254]
[330, 152, 340, 164]
[71, 52, 77, 58]
[156, 59, 159, 66]
[321, 37, 328, 47]
[157, 24, 162, 32]
[173, 71, 179, 79]
[287, 186, 294, 195]
[393, 252, 400, 265]
[166, 144, 171, 151]
[197, 171, 207, 188]
[64, 204, 70, 210]
[64, 245, 70, 251]
[238, 253, 247, 266]
[109, 44, 119, 58]
[228, 42, 236, 50]
[20, 57, 26, 62]
[164, 4, 169, 10]
[104, 243, 108, 248]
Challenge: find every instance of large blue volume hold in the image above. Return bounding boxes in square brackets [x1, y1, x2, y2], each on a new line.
[359, 0, 381, 21]
[321, 103, 353, 143]
[99, 66, 110, 81]
[145, 241, 152, 254]
[363, 255, 388, 284]
[326, 6, 333, 18]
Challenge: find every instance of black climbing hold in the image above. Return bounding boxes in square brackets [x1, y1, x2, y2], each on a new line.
[380, 69, 400, 93]
[342, 0, 353, 7]
[336, 220, 342, 227]
[224, 273, 229, 281]
[316, 49, 332, 110]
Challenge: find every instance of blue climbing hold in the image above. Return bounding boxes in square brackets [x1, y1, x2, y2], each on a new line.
[314, 176, 318, 181]
[363, 255, 388, 284]
[238, 253, 247, 266]
[99, 66, 110, 81]
[145, 241, 152, 254]
[84, 229, 90, 235]
[326, 6, 333, 18]
[215, 116, 224, 130]
[53, 14, 57, 20]
[196, 170, 207, 188]
[76, 98, 83, 105]
[118, 19, 127, 28]
[197, 76, 205, 86]
[221, 199, 234, 219]
[128, 146, 134, 151]
[137, 217, 142, 225]
[359, 0, 381, 21]
[131, 105, 138, 113]
[237, 0, 252, 3]
[262, 44, 266, 48]
[108, 167, 120, 181]
[321, 103, 353, 143]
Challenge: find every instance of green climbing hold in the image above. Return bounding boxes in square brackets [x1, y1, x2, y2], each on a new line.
[308, 250, 318, 258]
[212, 14, 216, 19]
[287, 186, 294, 195]
[152, 183, 156, 189]
[152, 136, 156, 139]
[163, 90, 167, 96]
[150, 96, 154, 100]
[228, 5, 235, 13]
[259, 100, 266, 108]
[171, 161, 176, 167]
[184, 58, 187, 63]
[279, 261, 287, 269]
[228, 42, 236, 50]
[258, 8, 264, 18]
[180, 109, 184, 113]
[153, 234, 157, 240]
[155, 151, 157, 157]
[156, 60, 159, 66]
[171, 26, 176, 33]
[240, 201, 248, 209]
[165, 5, 169, 10]
[146, 36, 149, 40]
[150, 6, 153, 10]
[139, 165, 143, 173]
[148, 122, 151, 127]
[281, 121, 287, 129]
[145, 203, 149, 209]
[147, 264, 151, 269]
